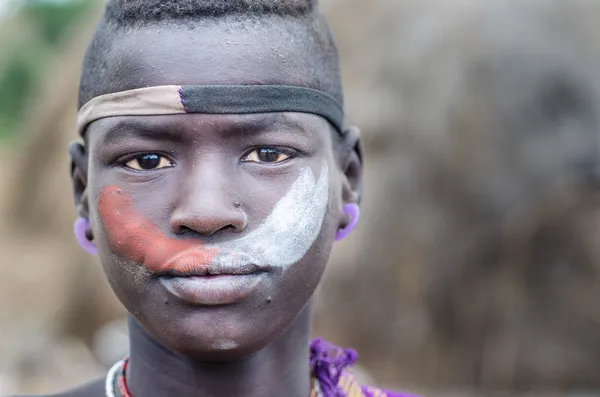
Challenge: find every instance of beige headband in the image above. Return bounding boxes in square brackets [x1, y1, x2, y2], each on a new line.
[77, 84, 345, 136]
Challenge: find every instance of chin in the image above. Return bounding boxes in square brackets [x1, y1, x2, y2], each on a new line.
[141, 306, 285, 361]
[180, 340, 257, 362]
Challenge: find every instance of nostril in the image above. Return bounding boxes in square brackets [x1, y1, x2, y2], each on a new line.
[176, 225, 195, 235]
[173, 223, 240, 237]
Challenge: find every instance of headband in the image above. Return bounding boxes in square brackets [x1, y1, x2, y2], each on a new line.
[77, 85, 345, 136]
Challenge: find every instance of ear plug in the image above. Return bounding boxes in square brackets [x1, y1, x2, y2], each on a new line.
[74, 217, 98, 255]
[335, 203, 360, 242]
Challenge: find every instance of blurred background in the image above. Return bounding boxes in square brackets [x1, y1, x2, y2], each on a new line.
[2, 0, 600, 396]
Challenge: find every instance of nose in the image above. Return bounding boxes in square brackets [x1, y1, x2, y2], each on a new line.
[170, 168, 247, 236]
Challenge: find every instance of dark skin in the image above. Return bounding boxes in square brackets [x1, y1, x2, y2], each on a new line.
[23, 19, 362, 397]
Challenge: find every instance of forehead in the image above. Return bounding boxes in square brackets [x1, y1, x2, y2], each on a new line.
[102, 19, 323, 92]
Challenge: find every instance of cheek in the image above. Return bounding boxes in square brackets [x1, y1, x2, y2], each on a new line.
[279, 180, 340, 296]
[95, 185, 152, 263]
[223, 164, 330, 269]
[275, 213, 337, 313]
[95, 185, 218, 273]
[286, 175, 344, 288]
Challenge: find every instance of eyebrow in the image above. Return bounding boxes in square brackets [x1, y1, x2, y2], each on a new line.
[233, 114, 315, 137]
[96, 113, 315, 144]
[98, 119, 183, 146]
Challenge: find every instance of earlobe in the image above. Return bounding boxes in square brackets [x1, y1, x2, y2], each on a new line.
[74, 217, 98, 255]
[335, 203, 360, 242]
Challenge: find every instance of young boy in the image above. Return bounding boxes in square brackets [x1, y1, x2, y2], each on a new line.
[18, 1, 416, 396]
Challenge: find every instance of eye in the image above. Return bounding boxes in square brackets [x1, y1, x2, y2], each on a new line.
[125, 154, 173, 170]
[243, 147, 294, 163]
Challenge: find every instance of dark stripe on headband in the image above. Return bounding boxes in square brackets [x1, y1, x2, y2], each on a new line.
[178, 85, 344, 133]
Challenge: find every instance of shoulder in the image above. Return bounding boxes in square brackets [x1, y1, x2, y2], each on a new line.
[8, 378, 104, 397]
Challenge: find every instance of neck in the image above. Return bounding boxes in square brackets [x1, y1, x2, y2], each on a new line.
[124, 305, 313, 397]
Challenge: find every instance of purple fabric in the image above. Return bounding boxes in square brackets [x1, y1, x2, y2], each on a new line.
[310, 338, 420, 397]
[362, 387, 420, 397]
[310, 338, 358, 397]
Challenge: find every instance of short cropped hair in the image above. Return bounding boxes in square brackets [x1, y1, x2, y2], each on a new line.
[78, 0, 342, 109]
[106, 0, 318, 22]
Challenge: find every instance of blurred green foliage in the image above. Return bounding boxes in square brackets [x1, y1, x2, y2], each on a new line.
[24, 1, 91, 45]
[0, 0, 92, 140]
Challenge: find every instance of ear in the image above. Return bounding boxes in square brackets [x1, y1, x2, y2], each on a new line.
[337, 126, 363, 224]
[69, 141, 93, 238]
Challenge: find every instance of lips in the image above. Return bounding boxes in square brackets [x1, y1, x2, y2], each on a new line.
[158, 252, 267, 305]
[158, 273, 264, 306]
[161, 249, 265, 277]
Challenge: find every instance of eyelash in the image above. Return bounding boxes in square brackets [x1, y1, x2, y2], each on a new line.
[241, 147, 298, 164]
[117, 146, 299, 171]
[117, 152, 176, 171]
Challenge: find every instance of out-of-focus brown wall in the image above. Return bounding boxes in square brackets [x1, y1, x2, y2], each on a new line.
[3, 1, 600, 396]
[0, 3, 123, 394]
[316, 0, 600, 395]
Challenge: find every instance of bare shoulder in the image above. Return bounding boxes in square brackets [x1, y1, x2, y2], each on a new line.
[8, 378, 104, 397]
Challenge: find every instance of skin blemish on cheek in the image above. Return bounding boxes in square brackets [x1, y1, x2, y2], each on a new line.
[97, 186, 220, 273]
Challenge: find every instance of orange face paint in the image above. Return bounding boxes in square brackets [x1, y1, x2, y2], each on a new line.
[97, 186, 219, 274]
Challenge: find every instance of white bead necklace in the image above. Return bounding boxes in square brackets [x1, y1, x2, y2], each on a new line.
[105, 359, 125, 397]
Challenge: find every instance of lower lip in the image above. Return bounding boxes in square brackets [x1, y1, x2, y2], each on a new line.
[159, 274, 264, 306]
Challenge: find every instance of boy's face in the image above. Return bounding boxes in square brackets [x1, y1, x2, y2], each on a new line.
[72, 21, 361, 359]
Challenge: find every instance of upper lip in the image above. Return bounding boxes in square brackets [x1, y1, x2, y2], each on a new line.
[163, 263, 264, 278]
[159, 250, 267, 277]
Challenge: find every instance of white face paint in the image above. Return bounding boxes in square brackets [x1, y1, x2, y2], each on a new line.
[210, 163, 329, 271]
